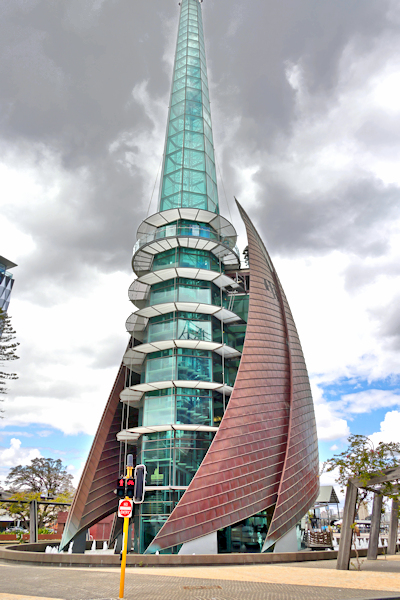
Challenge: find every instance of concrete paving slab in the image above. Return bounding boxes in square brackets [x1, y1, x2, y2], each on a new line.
[1, 558, 399, 600]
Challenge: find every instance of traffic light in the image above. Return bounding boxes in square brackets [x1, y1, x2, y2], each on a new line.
[133, 464, 147, 504]
[126, 478, 135, 498]
[116, 477, 125, 498]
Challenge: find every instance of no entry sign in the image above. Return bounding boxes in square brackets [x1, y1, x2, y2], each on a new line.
[118, 498, 133, 518]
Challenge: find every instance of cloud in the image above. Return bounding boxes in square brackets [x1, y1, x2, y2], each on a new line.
[312, 384, 350, 442]
[0, 438, 41, 468]
[332, 389, 400, 416]
[369, 410, 400, 446]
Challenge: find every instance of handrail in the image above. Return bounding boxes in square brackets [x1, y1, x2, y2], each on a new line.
[133, 225, 239, 255]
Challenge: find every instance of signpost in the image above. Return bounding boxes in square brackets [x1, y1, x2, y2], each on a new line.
[118, 456, 146, 599]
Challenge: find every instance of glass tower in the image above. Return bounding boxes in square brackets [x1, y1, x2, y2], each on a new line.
[119, 0, 248, 553]
[0, 256, 17, 312]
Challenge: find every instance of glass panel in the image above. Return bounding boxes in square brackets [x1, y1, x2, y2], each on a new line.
[145, 354, 174, 383]
[182, 191, 208, 209]
[143, 394, 174, 426]
[175, 57, 187, 70]
[183, 168, 207, 194]
[184, 130, 204, 151]
[188, 40, 200, 49]
[203, 92, 210, 113]
[204, 119, 213, 142]
[178, 279, 211, 304]
[167, 132, 184, 154]
[185, 99, 202, 117]
[188, 47, 200, 58]
[168, 115, 185, 136]
[171, 88, 186, 106]
[185, 114, 203, 132]
[153, 248, 178, 271]
[205, 153, 217, 183]
[161, 170, 182, 198]
[187, 56, 201, 67]
[177, 315, 212, 340]
[176, 48, 187, 61]
[160, 192, 182, 211]
[183, 148, 205, 171]
[174, 65, 186, 80]
[149, 280, 176, 305]
[203, 107, 211, 127]
[146, 318, 175, 343]
[186, 75, 201, 89]
[173, 76, 186, 92]
[170, 101, 186, 120]
[204, 136, 214, 159]
[186, 87, 202, 103]
[165, 150, 183, 174]
[207, 198, 218, 214]
[207, 174, 218, 204]
[177, 352, 212, 381]
[176, 391, 212, 425]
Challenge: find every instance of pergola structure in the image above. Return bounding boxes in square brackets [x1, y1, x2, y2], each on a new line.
[337, 466, 400, 570]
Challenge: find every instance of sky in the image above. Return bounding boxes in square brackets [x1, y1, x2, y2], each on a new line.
[1, 0, 400, 497]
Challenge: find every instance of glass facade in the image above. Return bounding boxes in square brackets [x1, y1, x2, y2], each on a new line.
[127, 0, 249, 554]
[153, 247, 222, 272]
[0, 258, 16, 312]
[159, 0, 219, 214]
[145, 311, 246, 351]
[141, 347, 240, 387]
[148, 279, 227, 309]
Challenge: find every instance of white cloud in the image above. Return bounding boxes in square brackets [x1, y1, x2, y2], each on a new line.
[334, 389, 400, 416]
[0, 438, 41, 468]
[369, 410, 400, 446]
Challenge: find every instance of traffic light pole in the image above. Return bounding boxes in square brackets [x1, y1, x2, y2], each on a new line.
[117, 456, 146, 599]
[119, 458, 133, 600]
[119, 510, 130, 599]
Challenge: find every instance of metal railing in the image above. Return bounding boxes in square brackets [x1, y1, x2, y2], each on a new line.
[133, 224, 239, 255]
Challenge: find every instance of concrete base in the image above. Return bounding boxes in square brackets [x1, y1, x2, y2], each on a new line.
[274, 527, 298, 553]
[1, 542, 394, 568]
[178, 532, 217, 555]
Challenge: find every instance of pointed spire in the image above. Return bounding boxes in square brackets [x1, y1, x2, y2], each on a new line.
[158, 0, 219, 214]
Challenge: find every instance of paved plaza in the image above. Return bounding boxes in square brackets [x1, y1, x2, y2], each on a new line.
[0, 556, 400, 600]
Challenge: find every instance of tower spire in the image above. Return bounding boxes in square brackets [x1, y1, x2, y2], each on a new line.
[159, 0, 219, 214]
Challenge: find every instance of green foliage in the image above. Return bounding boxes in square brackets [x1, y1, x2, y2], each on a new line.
[0, 308, 19, 408]
[322, 434, 400, 504]
[4, 458, 74, 529]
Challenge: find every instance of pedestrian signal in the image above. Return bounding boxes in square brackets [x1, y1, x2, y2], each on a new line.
[126, 478, 135, 498]
[116, 477, 125, 498]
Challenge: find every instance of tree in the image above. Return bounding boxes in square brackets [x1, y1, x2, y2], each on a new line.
[322, 434, 400, 508]
[4, 458, 74, 529]
[0, 308, 19, 410]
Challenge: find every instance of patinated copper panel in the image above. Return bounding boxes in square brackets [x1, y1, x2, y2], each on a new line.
[147, 201, 318, 553]
[60, 357, 138, 550]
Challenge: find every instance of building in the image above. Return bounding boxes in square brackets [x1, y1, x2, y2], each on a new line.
[61, 0, 319, 555]
[0, 256, 17, 312]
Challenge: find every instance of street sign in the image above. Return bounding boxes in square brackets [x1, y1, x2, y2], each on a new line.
[118, 498, 133, 519]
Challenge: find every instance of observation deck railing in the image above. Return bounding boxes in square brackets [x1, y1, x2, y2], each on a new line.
[133, 224, 240, 256]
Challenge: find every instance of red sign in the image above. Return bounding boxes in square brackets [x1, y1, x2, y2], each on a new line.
[118, 498, 133, 518]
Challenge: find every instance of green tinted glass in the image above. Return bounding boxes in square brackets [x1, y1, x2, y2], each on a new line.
[159, 0, 219, 214]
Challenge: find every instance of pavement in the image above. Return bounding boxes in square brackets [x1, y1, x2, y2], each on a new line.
[0, 555, 399, 600]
